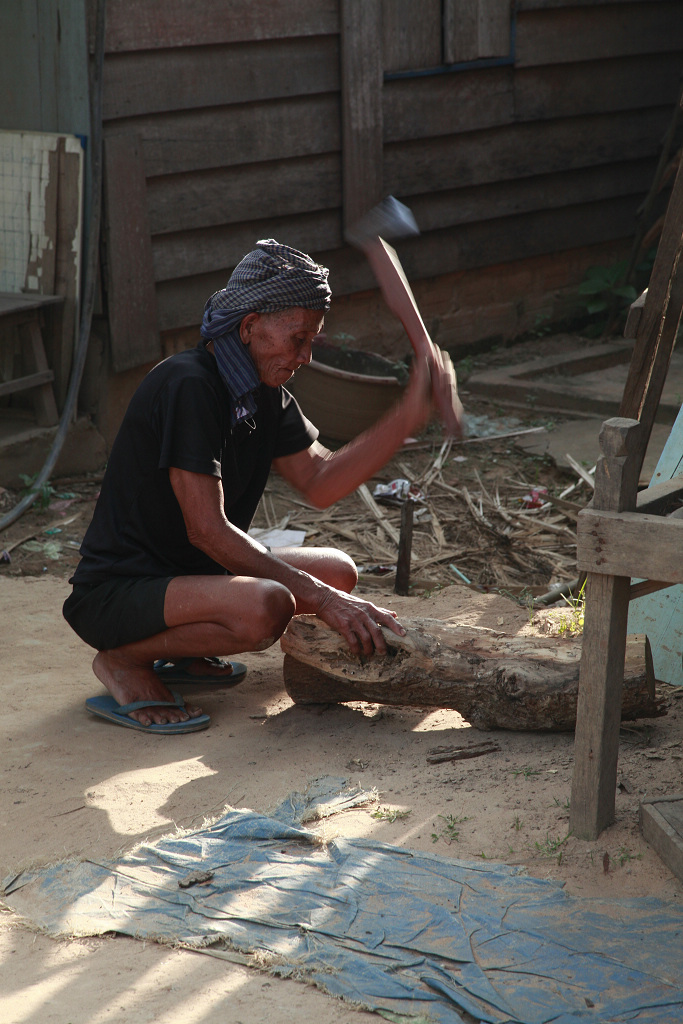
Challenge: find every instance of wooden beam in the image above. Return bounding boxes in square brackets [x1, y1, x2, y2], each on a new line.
[578, 508, 683, 582]
[635, 473, 683, 514]
[102, 36, 340, 121]
[119, 95, 340, 178]
[516, 3, 683, 67]
[444, 0, 511, 64]
[382, 0, 441, 72]
[146, 155, 341, 236]
[384, 67, 512, 143]
[340, 0, 383, 235]
[624, 288, 647, 340]
[571, 418, 643, 840]
[51, 137, 84, 408]
[20, 319, 59, 426]
[619, 152, 683, 475]
[514, 53, 683, 124]
[104, 133, 161, 373]
[384, 107, 670, 196]
[519, 0, 667, 8]
[152, 210, 341, 285]
[629, 579, 674, 601]
[92, 0, 338, 53]
[383, 52, 681, 144]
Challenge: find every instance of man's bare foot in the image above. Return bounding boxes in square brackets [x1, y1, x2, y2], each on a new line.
[93, 651, 204, 727]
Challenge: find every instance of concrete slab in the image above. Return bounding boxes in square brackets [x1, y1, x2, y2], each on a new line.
[515, 418, 673, 486]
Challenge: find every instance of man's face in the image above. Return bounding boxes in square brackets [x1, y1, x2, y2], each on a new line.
[241, 308, 324, 387]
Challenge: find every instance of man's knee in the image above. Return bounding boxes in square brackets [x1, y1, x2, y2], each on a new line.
[246, 581, 295, 649]
[331, 551, 358, 593]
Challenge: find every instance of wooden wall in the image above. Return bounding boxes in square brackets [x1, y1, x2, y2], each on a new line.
[92, 0, 683, 372]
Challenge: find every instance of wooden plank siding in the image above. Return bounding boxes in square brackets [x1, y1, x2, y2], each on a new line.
[90, 1, 339, 52]
[93, 0, 683, 364]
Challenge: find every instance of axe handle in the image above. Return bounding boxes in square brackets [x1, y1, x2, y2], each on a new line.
[363, 238, 463, 437]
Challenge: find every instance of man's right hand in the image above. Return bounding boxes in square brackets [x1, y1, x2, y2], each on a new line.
[315, 587, 405, 657]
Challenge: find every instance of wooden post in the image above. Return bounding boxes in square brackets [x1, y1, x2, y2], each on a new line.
[570, 417, 643, 840]
[395, 499, 414, 595]
[104, 133, 161, 373]
[619, 151, 683, 478]
[340, 0, 383, 235]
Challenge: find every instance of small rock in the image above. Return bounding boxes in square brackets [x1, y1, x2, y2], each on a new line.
[178, 869, 214, 889]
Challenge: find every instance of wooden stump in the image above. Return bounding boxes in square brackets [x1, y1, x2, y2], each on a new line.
[280, 615, 661, 732]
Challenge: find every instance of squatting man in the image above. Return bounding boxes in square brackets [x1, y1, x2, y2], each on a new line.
[63, 240, 460, 733]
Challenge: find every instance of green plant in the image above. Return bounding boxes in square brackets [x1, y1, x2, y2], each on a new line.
[512, 766, 541, 779]
[578, 261, 637, 315]
[431, 814, 468, 844]
[371, 806, 412, 824]
[456, 355, 474, 378]
[528, 312, 554, 339]
[557, 579, 587, 637]
[534, 832, 572, 862]
[618, 847, 643, 867]
[553, 797, 570, 811]
[512, 815, 523, 831]
[19, 473, 56, 510]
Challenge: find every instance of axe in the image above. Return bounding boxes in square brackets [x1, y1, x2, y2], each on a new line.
[347, 196, 464, 437]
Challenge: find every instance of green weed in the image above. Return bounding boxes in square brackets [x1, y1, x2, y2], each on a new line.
[371, 806, 412, 824]
[512, 767, 541, 779]
[19, 473, 56, 510]
[557, 579, 586, 637]
[534, 832, 572, 862]
[431, 814, 469, 844]
[618, 847, 643, 867]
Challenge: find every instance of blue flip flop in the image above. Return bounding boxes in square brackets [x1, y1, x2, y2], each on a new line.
[153, 657, 247, 687]
[85, 690, 211, 734]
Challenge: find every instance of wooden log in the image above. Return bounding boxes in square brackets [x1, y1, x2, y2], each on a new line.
[280, 615, 660, 732]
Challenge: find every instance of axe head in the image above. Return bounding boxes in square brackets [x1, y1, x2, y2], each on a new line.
[346, 196, 419, 249]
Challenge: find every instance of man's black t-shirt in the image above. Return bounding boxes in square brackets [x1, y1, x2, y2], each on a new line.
[72, 342, 317, 584]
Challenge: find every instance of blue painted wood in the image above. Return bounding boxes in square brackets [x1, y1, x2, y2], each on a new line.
[628, 404, 683, 686]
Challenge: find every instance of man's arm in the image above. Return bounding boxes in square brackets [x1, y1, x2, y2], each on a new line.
[273, 347, 456, 508]
[168, 467, 405, 655]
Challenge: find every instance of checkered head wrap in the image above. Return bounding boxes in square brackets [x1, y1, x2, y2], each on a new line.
[199, 240, 330, 424]
[207, 239, 331, 316]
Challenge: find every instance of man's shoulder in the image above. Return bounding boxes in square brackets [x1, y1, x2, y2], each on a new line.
[140, 344, 220, 396]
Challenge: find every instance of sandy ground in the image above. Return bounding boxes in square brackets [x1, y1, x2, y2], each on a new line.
[1, 574, 682, 1024]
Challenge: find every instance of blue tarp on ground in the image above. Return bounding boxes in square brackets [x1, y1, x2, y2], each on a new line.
[4, 779, 683, 1024]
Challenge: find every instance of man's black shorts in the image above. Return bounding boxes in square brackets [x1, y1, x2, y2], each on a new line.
[63, 576, 172, 650]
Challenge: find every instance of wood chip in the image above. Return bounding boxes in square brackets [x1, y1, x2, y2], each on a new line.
[426, 742, 501, 764]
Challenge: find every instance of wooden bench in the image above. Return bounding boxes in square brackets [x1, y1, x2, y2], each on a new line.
[0, 292, 62, 427]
